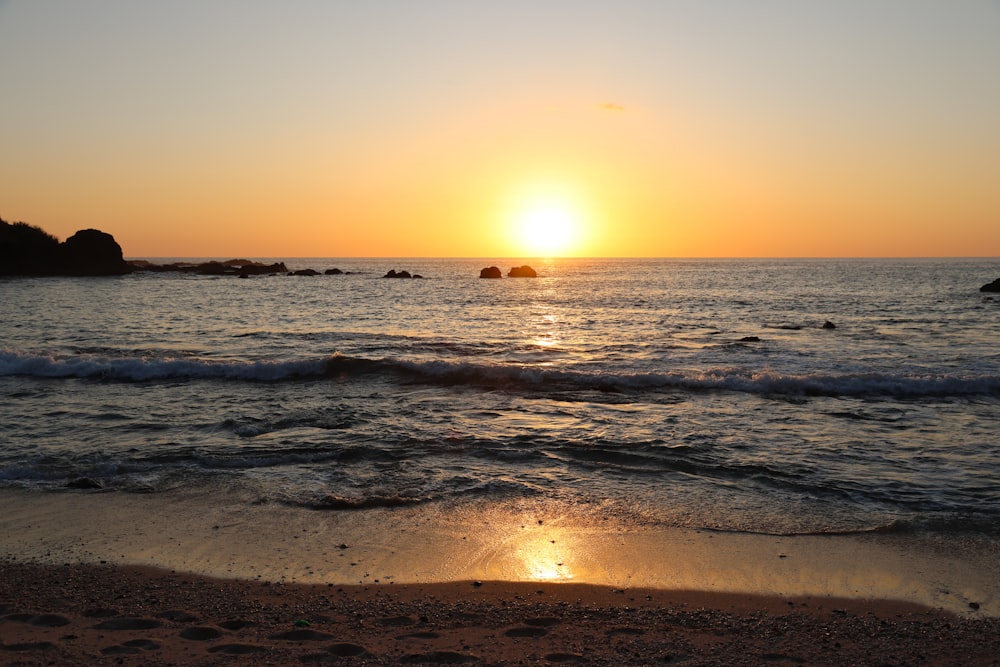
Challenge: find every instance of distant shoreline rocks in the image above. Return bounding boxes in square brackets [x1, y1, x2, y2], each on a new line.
[132, 259, 290, 276]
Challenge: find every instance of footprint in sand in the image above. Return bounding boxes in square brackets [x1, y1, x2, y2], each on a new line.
[2, 613, 70, 627]
[29, 613, 71, 627]
[544, 653, 586, 663]
[94, 617, 162, 630]
[3, 613, 34, 622]
[326, 643, 369, 657]
[505, 615, 563, 637]
[505, 626, 550, 638]
[179, 626, 223, 640]
[100, 639, 160, 655]
[2, 641, 58, 652]
[218, 619, 255, 630]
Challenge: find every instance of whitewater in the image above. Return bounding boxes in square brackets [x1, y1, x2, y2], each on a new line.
[2, 257, 998, 540]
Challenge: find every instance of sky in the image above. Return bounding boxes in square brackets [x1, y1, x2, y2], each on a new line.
[1, 1, 999, 258]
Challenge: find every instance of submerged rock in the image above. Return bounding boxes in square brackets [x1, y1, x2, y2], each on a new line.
[290, 269, 320, 276]
[822, 320, 836, 329]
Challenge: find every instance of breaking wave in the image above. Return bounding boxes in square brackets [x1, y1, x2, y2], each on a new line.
[2, 348, 998, 398]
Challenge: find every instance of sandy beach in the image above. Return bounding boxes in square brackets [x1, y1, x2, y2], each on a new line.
[3, 561, 999, 666]
[2, 489, 999, 664]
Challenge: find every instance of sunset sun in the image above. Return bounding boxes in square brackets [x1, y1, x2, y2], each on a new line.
[512, 197, 584, 257]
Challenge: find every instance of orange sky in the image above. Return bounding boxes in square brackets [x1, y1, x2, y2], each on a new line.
[1, 1, 998, 257]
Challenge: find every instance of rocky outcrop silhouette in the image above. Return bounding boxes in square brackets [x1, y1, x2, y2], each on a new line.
[980, 278, 1000, 293]
[480, 266, 502, 279]
[0, 218, 60, 275]
[384, 269, 423, 279]
[129, 259, 288, 276]
[59, 229, 133, 276]
[507, 265, 537, 278]
[0, 219, 132, 276]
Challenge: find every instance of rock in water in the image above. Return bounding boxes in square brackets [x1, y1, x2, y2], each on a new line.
[980, 278, 1000, 293]
[507, 265, 537, 278]
[59, 229, 133, 276]
[480, 266, 502, 279]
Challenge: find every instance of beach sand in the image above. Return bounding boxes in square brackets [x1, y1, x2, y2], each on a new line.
[2, 489, 999, 664]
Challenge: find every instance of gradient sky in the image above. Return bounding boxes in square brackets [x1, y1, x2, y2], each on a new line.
[2, 1, 999, 257]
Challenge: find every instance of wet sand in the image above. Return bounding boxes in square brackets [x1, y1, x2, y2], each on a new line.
[2, 488, 999, 664]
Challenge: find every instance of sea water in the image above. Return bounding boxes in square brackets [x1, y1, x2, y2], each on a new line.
[2, 258, 998, 540]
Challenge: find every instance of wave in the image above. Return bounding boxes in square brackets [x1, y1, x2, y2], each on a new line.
[2, 349, 998, 398]
[0, 349, 328, 382]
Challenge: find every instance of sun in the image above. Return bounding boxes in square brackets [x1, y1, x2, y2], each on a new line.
[514, 200, 580, 257]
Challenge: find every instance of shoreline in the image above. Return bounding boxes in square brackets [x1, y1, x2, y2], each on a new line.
[1, 488, 997, 618]
[3, 561, 1000, 665]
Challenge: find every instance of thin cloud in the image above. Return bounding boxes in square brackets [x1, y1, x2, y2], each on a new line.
[598, 103, 626, 112]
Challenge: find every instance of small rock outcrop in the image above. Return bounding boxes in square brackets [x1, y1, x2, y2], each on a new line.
[507, 265, 537, 278]
[325, 268, 344, 275]
[59, 229, 133, 276]
[480, 266, 502, 279]
[384, 269, 423, 279]
[290, 269, 320, 276]
[980, 278, 1000, 293]
[822, 321, 836, 329]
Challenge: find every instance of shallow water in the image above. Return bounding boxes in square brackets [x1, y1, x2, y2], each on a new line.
[2, 258, 998, 539]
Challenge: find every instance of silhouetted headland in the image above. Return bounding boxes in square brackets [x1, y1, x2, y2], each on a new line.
[1, 219, 132, 276]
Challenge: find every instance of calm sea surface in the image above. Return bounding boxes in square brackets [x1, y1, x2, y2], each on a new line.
[2, 258, 998, 538]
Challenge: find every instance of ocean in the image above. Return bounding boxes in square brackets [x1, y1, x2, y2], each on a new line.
[2, 257, 999, 544]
